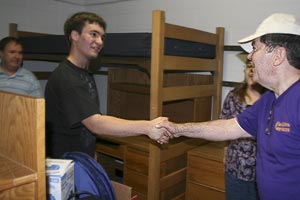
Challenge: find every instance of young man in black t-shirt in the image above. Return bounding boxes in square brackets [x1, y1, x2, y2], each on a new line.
[45, 12, 169, 158]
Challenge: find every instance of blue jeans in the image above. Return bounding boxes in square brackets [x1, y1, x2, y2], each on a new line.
[225, 172, 259, 200]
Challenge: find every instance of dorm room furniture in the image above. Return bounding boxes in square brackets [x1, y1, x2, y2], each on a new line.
[9, 10, 224, 200]
[0, 90, 45, 199]
[100, 10, 224, 200]
[186, 142, 226, 200]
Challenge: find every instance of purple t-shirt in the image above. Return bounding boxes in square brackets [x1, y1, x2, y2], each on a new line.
[237, 80, 300, 200]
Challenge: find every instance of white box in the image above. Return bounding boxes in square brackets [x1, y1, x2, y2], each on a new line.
[46, 158, 75, 200]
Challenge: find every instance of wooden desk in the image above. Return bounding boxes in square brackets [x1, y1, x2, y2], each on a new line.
[96, 136, 208, 200]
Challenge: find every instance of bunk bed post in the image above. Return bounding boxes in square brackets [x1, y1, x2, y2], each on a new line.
[9, 23, 18, 37]
[212, 27, 224, 120]
[150, 10, 165, 119]
[148, 10, 165, 200]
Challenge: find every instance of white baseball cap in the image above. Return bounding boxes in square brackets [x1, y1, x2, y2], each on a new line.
[238, 13, 300, 53]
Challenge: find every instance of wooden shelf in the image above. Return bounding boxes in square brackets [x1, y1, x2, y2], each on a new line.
[0, 155, 36, 191]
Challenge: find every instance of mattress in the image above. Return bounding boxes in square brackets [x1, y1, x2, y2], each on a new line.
[19, 33, 216, 58]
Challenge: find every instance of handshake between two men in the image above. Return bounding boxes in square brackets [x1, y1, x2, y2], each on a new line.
[147, 117, 184, 144]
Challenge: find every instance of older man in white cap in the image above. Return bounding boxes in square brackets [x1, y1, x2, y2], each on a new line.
[157, 13, 300, 200]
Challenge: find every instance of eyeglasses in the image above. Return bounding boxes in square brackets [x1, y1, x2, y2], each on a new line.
[251, 45, 276, 54]
[252, 46, 261, 53]
[265, 101, 275, 135]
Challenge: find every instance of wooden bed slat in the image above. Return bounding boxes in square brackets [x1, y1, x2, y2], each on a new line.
[164, 55, 217, 71]
[163, 84, 216, 101]
[23, 54, 66, 62]
[101, 57, 151, 70]
[165, 23, 218, 45]
[9, 23, 51, 38]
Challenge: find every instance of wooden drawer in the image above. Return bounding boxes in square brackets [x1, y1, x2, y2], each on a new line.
[124, 169, 148, 195]
[125, 147, 149, 175]
[187, 142, 226, 190]
[160, 176, 186, 200]
[96, 153, 124, 183]
[186, 182, 225, 200]
[96, 139, 125, 160]
[187, 154, 225, 190]
[160, 153, 187, 176]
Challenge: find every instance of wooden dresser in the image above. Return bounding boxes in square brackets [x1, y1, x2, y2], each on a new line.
[186, 142, 226, 200]
[96, 136, 208, 200]
[0, 91, 45, 199]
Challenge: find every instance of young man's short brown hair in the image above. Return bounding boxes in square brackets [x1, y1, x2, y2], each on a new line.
[64, 12, 107, 39]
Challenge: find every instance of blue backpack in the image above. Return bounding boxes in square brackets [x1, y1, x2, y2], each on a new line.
[62, 152, 117, 200]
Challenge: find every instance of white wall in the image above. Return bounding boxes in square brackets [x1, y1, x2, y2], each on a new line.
[0, 0, 83, 37]
[1, 0, 300, 113]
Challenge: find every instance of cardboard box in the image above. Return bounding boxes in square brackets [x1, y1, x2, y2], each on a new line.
[46, 158, 75, 200]
[111, 181, 138, 200]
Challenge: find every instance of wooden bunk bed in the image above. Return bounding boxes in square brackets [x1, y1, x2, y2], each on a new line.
[9, 10, 224, 200]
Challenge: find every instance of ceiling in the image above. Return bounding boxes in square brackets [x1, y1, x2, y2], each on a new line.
[54, 0, 135, 6]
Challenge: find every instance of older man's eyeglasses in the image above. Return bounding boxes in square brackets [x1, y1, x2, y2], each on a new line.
[252, 44, 276, 54]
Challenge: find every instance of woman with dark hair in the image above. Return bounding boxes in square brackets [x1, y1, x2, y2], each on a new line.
[220, 62, 265, 200]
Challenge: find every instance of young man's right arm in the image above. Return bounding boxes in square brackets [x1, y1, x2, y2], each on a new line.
[82, 114, 169, 141]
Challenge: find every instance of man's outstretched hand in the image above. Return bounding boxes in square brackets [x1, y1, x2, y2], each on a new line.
[155, 119, 181, 144]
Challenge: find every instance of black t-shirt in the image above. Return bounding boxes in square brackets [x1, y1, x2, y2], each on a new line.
[45, 59, 100, 158]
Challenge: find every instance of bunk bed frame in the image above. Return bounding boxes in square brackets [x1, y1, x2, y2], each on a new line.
[9, 10, 224, 200]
